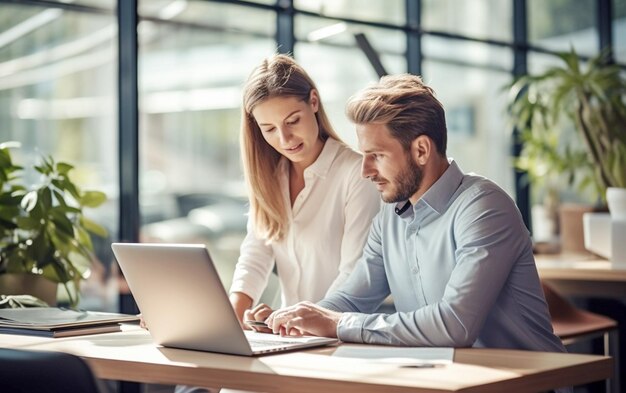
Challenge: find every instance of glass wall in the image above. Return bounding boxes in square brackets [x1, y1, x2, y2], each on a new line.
[137, 1, 276, 289]
[294, 0, 405, 25]
[422, 54, 513, 193]
[295, 15, 405, 147]
[422, 0, 512, 41]
[421, 0, 515, 196]
[528, 0, 598, 56]
[2, 0, 625, 311]
[0, 2, 118, 310]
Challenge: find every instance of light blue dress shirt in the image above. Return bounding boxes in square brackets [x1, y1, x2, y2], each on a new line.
[319, 160, 567, 355]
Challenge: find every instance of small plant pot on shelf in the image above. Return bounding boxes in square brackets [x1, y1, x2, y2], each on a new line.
[583, 187, 626, 266]
[559, 204, 594, 254]
[607, 187, 626, 221]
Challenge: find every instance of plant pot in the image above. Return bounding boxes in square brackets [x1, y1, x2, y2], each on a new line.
[559, 203, 594, 254]
[0, 273, 57, 306]
[607, 187, 626, 221]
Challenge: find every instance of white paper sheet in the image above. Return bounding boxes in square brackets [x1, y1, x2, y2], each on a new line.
[333, 345, 454, 366]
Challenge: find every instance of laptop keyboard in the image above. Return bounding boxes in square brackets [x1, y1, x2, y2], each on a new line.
[248, 338, 303, 347]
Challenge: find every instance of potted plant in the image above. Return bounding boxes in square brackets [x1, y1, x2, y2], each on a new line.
[508, 49, 626, 250]
[0, 142, 108, 308]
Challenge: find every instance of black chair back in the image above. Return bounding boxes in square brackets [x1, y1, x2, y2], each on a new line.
[0, 348, 105, 393]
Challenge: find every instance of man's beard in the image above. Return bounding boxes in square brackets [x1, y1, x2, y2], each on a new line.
[379, 153, 423, 203]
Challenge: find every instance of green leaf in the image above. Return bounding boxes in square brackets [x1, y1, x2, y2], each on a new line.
[0, 205, 19, 221]
[49, 209, 74, 237]
[55, 162, 74, 175]
[20, 191, 38, 212]
[33, 165, 46, 175]
[52, 190, 67, 207]
[80, 216, 108, 237]
[38, 187, 52, 210]
[80, 191, 107, 207]
[28, 200, 45, 221]
[54, 204, 81, 214]
[0, 149, 12, 169]
[40, 261, 65, 283]
[30, 232, 48, 264]
[62, 179, 81, 200]
[15, 216, 41, 231]
[75, 226, 94, 253]
[48, 229, 73, 257]
[68, 251, 92, 278]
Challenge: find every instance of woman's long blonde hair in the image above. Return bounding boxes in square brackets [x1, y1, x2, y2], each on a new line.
[241, 54, 341, 242]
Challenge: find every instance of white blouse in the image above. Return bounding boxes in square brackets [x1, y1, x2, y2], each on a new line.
[230, 138, 381, 307]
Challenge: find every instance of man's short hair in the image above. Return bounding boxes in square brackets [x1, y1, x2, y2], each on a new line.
[346, 74, 447, 155]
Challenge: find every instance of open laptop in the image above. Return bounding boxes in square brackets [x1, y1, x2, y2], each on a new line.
[111, 243, 337, 356]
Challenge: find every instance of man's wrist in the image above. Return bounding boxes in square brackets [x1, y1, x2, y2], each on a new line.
[336, 312, 367, 343]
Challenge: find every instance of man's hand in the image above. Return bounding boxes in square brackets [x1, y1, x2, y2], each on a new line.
[266, 301, 341, 338]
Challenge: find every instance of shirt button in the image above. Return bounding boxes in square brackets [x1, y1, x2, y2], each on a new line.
[411, 267, 418, 274]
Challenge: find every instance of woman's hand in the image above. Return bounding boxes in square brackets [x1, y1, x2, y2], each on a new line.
[138, 313, 148, 330]
[229, 292, 253, 328]
[243, 303, 274, 333]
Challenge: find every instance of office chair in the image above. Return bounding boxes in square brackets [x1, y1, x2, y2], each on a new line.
[542, 282, 620, 393]
[0, 348, 106, 393]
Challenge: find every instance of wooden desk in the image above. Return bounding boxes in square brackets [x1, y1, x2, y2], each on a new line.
[0, 326, 612, 393]
[536, 253, 626, 297]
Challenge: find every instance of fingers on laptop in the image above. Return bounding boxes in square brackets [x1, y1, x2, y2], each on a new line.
[244, 303, 273, 332]
[138, 313, 148, 330]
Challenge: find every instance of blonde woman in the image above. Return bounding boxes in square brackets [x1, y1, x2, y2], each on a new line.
[229, 54, 380, 326]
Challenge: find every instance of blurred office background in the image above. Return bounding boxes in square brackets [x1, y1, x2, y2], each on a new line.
[0, 0, 624, 314]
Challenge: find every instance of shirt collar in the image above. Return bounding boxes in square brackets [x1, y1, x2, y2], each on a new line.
[280, 138, 341, 179]
[420, 158, 463, 214]
[307, 138, 341, 178]
[393, 158, 463, 216]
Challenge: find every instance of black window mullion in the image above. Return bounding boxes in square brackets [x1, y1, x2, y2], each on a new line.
[117, 0, 140, 319]
[276, 0, 295, 55]
[512, 0, 530, 230]
[598, 0, 614, 62]
[406, 0, 421, 75]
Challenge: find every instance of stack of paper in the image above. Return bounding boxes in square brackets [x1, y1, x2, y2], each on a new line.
[333, 346, 454, 367]
[0, 307, 140, 338]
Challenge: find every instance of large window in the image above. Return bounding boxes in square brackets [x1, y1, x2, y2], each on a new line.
[2, 0, 624, 312]
[423, 53, 513, 193]
[137, 1, 276, 289]
[422, 0, 512, 41]
[295, 15, 405, 146]
[528, 0, 598, 56]
[0, 2, 118, 311]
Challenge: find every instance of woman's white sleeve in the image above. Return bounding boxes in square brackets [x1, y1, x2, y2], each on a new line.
[325, 162, 381, 296]
[229, 216, 275, 305]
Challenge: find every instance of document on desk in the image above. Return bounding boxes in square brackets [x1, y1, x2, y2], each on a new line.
[333, 346, 454, 366]
[0, 307, 140, 328]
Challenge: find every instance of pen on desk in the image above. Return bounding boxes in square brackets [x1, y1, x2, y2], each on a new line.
[401, 363, 444, 369]
[244, 320, 269, 328]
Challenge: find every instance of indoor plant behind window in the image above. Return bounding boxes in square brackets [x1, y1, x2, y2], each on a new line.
[508, 49, 626, 250]
[0, 142, 108, 308]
